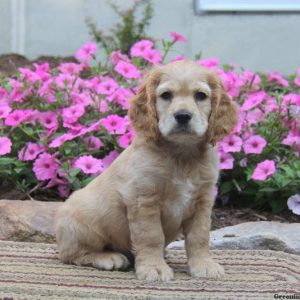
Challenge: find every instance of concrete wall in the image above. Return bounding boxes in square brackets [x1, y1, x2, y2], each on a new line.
[1, 0, 299, 73]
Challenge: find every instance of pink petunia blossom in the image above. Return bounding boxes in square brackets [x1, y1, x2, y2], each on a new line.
[130, 40, 153, 58]
[75, 41, 97, 62]
[282, 130, 300, 148]
[107, 88, 134, 110]
[101, 114, 126, 135]
[294, 77, 300, 87]
[198, 58, 219, 69]
[58, 185, 70, 198]
[217, 70, 243, 97]
[287, 194, 300, 215]
[170, 32, 187, 43]
[219, 135, 242, 153]
[218, 151, 234, 170]
[267, 71, 289, 87]
[109, 50, 130, 64]
[83, 136, 103, 151]
[102, 150, 119, 170]
[251, 160, 276, 181]
[74, 155, 103, 174]
[243, 135, 267, 154]
[62, 105, 85, 122]
[33, 153, 59, 180]
[143, 49, 162, 64]
[58, 62, 83, 75]
[114, 61, 141, 79]
[118, 129, 135, 148]
[240, 70, 261, 89]
[49, 133, 77, 148]
[97, 78, 119, 95]
[0, 137, 12, 156]
[241, 91, 267, 111]
[55, 73, 75, 89]
[170, 54, 185, 62]
[0, 105, 12, 119]
[38, 111, 58, 130]
[18, 143, 45, 161]
[246, 108, 265, 125]
[5, 109, 31, 126]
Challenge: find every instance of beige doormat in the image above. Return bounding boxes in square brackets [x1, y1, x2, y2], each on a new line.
[0, 240, 299, 300]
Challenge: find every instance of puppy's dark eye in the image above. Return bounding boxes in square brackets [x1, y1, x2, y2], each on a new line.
[160, 91, 173, 101]
[194, 92, 207, 101]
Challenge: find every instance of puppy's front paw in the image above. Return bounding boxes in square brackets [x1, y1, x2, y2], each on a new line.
[136, 261, 174, 282]
[189, 257, 224, 278]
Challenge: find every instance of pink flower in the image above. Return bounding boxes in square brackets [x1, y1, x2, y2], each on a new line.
[251, 160, 276, 181]
[240, 71, 261, 89]
[55, 73, 74, 89]
[102, 150, 119, 170]
[143, 49, 162, 64]
[0, 105, 12, 119]
[198, 58, 219, 69]
[218, 70, 243, 97]
[58, 63, 83, 75]
[62, 105, 85, 122]
[101, 114, 126, 135]
[118, 130, 135, 148]
[97, 78, 119, 95]
[219, 135, 242, 153]
[170, 32, 187, 43]
[109, 50, 130, 64]
[287, 194, 300, 215]
[33, 153, 59, 180]
[0, 137, 12, 156]
[38, 111, 58, 130]
[219, 151, 234, 170]
[294, 77, 300, 87]
[170, 54, 185, 62]
[267, 71, 289, 87]
[49, 133, 76, 148]
[58, 185, 70, 198]
[114, 61, 141, 79]
[130, 40, 154, 57]
[282, 130, 300, 148]
[18, 143, 45, 161]
[243, 135, 267, 154]
[74, 155, 103, 174]
[83, 136, 103, 151]
[5, 109, 31, 126]
[241, 91, 266, 111]
[75, 41, 97, 62]
[246, 108, 265, 125]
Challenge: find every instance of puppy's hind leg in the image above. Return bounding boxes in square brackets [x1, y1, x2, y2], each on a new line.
[55, 210, 130, 271]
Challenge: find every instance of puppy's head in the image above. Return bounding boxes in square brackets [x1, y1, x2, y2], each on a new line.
[129, 60, 237, 145]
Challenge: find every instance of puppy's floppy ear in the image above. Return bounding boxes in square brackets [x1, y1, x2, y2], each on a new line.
[206, 74, 238, 146]
[128, 68, 162, 142]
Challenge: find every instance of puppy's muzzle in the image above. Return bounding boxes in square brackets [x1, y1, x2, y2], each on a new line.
[174, 111, 193, 125]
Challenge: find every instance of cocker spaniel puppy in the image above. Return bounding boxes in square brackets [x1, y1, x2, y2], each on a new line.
[55, 60, 237, 281]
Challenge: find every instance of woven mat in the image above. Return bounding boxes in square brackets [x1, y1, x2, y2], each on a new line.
[0, 241, 299, 300]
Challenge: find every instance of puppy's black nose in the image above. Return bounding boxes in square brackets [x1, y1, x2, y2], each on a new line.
[174, 111, 192, 125]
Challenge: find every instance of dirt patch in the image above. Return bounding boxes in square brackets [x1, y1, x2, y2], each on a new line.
[0, 53, 77, 76]
[211, 206, 300, 230]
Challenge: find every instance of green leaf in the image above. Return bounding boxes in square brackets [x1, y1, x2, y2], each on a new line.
[220, 181, 233, 195]
[0, 157, 15, 166]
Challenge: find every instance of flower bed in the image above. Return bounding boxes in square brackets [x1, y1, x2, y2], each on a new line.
[0, 33, 299, 214]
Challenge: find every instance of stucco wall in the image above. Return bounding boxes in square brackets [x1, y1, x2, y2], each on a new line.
[1, 0, 300, 73]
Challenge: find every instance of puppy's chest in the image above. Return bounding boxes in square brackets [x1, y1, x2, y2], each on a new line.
[162, 177, 197, 219]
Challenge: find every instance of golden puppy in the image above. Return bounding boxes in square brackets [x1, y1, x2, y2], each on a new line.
[55, 60, 237, 281]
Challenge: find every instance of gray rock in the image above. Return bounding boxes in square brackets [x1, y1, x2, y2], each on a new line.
[168, 222, 300, 254]
[210, 221, 300, 254]
[0, 199, 61, 243]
